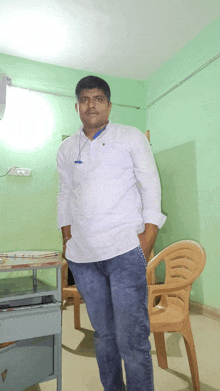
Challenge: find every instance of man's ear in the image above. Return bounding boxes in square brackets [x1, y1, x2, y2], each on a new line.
[75, 103, 79, 114]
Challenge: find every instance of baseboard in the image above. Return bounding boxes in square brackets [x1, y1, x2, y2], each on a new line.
[189, 300, 220, 321]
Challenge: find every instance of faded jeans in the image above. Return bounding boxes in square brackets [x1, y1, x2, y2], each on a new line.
[67, 245, 154, 391]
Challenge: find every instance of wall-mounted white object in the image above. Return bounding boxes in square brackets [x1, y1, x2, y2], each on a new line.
[8, 167, 32, 176]
[0, 73, 7, 120]
[0, 73, 11, 121]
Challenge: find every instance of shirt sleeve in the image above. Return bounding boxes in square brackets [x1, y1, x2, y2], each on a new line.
[56, 146, 73, 230]
[131, 130, 167, 229]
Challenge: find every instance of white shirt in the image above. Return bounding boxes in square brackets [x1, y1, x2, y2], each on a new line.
[56, 121, 166, 263]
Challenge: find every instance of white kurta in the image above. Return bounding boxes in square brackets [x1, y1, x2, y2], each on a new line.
[56, 121, 166, 263]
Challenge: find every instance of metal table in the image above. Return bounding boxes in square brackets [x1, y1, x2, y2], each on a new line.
[0, 251, 62, 391]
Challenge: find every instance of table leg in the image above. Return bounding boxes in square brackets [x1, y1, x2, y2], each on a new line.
[33, 269, 37, 292]
[54, 333, 62, 391]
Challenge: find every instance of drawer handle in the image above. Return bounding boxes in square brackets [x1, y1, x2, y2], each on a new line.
[1, 369, 7, 383]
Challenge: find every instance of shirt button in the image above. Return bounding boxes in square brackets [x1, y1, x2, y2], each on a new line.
[103, 143, 105, 146]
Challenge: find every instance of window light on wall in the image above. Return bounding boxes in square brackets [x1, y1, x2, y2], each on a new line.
[0, 86, 54, 151]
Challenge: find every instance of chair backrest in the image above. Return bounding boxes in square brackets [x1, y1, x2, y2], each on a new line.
[148, 240, 206, 312]
[144, 130, 150, 143]
[164, 240, 205, 283]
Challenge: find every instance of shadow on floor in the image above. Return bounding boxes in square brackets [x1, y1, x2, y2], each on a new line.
[62, 327, 95, 357]
[151, 332, 183, 358]
[64, 328, 183, 360]
[25, 385, 41, 391]
[160, 368, 220, 391]
[165, 332, 183, 357]
[25, 331, 218, 391]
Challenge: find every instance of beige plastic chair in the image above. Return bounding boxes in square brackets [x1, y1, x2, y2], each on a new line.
[146, 240, 206, 391]
[61, 259, 81, 329]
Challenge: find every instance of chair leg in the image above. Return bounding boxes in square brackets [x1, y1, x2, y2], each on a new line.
[73, 296, 81, 329]
[153, 332, 168, 369]
[61, 293, 66, 310]
[182, 319, 200, 391]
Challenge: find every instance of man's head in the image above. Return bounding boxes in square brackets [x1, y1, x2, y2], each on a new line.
[75, 76, 112, 131]
[75, 75, 111, 103]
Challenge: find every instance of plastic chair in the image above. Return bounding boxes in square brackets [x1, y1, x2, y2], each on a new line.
[146, 240, 206, 391]
[61, 259, 82, 329]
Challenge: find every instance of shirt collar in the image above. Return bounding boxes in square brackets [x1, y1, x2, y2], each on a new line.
[92, 124, 107, 139]
[77, 121, 111, 139]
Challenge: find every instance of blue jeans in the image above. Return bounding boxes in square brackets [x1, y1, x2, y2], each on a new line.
[67, 245, 154, 391]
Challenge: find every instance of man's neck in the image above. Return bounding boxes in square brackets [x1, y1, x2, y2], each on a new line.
[83, 122, 108, 140]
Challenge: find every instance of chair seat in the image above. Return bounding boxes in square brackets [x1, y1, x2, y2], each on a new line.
[150, 303, 185, 330]
[63, 286, 80, 295]
[62, 285, 81, 301]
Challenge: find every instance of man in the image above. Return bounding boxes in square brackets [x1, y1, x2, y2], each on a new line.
[57, 75, 166, 391]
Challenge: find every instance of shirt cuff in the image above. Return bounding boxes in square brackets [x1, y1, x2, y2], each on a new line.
[57, 218, 72, 231]
[143, 211, 167, 229]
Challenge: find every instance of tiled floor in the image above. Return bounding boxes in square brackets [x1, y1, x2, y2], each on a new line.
[26, 303, 220, 391]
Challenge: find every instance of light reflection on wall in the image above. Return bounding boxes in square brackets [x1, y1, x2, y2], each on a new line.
[0, 86, 54, 151]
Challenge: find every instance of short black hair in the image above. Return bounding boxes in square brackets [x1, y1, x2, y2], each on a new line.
[75, 75, 111, 103]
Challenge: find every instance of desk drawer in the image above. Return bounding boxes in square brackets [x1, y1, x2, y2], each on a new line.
[0, 303, 61, 343]
[0, 336, 53, 391]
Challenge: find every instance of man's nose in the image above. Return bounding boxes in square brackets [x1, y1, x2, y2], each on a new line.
[88, 99, 95, 108]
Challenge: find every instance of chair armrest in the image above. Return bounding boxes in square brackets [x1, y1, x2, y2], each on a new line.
[147, 282, 191, 315]
[148, 281, 191, 296]
[147, 254, 165, 275]
[147, 270, 156, 285]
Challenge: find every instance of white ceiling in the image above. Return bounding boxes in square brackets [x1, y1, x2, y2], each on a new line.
[1, 0, 220, 80]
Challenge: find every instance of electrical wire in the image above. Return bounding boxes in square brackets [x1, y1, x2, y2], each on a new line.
[2, 52, 220, 178]
[6, 52, 220, 110]
[0, 166, 18, 177]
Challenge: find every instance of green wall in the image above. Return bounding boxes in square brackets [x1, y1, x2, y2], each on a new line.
[146, 17, 220, 308]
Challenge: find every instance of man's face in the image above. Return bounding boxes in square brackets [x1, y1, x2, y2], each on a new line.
[75, 88, 112, 130]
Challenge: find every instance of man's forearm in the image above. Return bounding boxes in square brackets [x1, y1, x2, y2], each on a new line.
[61, 225, 71, 260]
[61, 225, 72, 242]
[144, 223, 158, 258]
[138, 223, 158, 261]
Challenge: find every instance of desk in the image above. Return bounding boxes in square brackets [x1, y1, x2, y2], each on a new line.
[0, 251, 62, 391]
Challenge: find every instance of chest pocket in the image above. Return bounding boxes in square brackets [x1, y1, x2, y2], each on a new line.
[98, 142, 132, 167]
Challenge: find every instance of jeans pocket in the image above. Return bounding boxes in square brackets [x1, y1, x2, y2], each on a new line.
[137, 245, 148, 268]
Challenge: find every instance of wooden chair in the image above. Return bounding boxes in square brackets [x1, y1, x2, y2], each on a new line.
[146, 240, 206, 391]
[61, 259, 82, 329]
